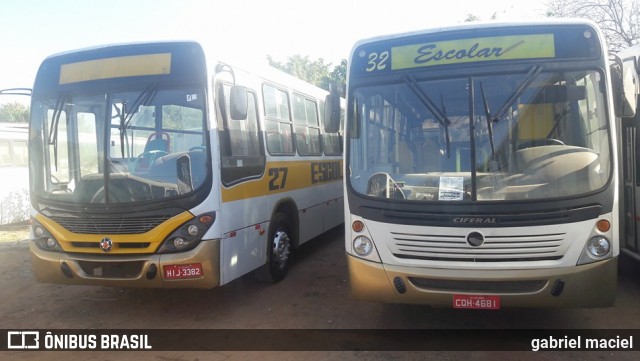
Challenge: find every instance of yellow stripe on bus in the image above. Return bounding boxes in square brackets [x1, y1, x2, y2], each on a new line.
[59, 53, 172, 84]
[35, 211, 193, 254]
[221, 159, 343, 203]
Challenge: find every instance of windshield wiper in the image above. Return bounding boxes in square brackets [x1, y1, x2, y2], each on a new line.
[488, 65, 543, 123]
[48, 94, 67, 171]
[403, 75, 451, 158]
[480, 82, 496, 158]
[115, 83, 158, 158]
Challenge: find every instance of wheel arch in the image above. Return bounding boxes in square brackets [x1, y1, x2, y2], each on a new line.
[270, 197, 300, 248]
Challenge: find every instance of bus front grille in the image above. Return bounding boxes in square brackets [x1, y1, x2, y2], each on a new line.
[390, 231, 567, 262]
[77, 260, 144, 278]
[49, 215, 171, 234]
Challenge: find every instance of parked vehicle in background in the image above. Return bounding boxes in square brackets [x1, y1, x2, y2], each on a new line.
[27, 41, 344, 289]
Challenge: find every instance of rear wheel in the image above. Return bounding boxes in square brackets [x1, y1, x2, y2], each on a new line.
[261, 212, 292, 283]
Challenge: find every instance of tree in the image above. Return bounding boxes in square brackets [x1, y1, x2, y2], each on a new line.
[546, 0, 640, 51]
[267, 55, 346, 94]
[0, 102, 29, 123]
[465, 14, 482, 22]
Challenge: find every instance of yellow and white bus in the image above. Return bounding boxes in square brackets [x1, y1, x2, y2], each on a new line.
[28, 41, 343, 288]
[326, 19, 630, 308]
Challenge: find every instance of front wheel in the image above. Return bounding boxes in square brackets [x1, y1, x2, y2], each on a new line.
[260, 212, 292, 283]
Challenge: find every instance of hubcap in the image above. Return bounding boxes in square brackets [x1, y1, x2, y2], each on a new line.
[272, 230, 291, 267]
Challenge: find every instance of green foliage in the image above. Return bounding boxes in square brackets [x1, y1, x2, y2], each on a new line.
[267, 55, 346, 95]
[0, 102, 29, 123]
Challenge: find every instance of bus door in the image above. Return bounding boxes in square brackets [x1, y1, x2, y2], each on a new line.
[622, 122, 640, 254]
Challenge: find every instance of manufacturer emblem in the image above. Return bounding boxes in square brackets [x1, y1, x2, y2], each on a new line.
[466, 231, 485, 247]
[99, 238, 113, 252]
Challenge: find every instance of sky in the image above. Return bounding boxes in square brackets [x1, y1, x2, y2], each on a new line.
[0, 0, 549, 106]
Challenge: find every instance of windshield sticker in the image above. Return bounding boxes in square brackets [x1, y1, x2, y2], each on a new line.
[391, 34, 555, 70]
[439, 176, 464, 201]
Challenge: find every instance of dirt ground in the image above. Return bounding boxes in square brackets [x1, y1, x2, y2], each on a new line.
[0, 226, 639, 360]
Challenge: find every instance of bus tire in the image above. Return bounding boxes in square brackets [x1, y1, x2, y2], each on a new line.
[259, 212, 292, 283]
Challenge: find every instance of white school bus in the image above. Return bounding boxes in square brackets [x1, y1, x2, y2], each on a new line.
[28, 41, 343, 288]
[325, 19, 630, 308]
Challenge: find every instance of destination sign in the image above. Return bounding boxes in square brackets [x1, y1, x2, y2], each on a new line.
[59, 53, 172, 84]
[357, 34, 556, 73]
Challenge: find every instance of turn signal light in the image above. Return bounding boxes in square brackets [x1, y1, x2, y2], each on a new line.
[352, 220, 364, 233]
[596, 219, 610, 233]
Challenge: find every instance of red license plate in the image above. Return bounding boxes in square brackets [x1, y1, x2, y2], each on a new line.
[453, 294, 501, 310]
[163, 263, 203, 280]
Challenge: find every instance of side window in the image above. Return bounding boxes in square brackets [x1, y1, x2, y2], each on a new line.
[293, 93, 321, 155]
[217, 82, 265, 185]
[162, 104, 204, 153]
[263, 84, 294, 155]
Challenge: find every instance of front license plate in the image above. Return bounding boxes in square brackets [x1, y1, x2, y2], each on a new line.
[453, 294, 500, 310]
[163, 263, 203, 280]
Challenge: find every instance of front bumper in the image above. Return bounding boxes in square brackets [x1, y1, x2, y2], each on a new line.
[347, 254, 617, 307]
[29, 239, 220, 289]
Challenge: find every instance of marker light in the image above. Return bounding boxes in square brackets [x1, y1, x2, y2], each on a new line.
[352, 220, 364, 233]
[587, 236, 610, 257]
[199, 215, 213, 224]
[596, 219, 611, 233]
[353, 236, 373, 256]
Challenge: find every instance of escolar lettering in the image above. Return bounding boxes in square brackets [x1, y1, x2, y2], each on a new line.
[311, 161, 343, 184]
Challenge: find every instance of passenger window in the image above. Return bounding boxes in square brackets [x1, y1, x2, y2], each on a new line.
[217, 83, 265, 185]
[264, 84, 294, 155]
[293, 93, 321, 155]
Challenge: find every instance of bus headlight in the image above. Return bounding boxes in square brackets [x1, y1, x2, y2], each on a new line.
[157, 212, 215, 254]
[578, 235, 612, 265]
[587, 236, 610, 257]
[353, 236, 373, 256]
[32, 222, 62, 252]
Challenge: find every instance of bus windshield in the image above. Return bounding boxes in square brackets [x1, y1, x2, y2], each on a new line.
[348, 68, 611, 201]
[30, 86, 208, 205]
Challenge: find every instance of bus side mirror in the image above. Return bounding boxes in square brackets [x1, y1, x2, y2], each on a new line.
[229, 85, 248, 120]
[611, 56, 638, 118]
[176, 155, 193, 194]
[324, 87, 341, 133]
